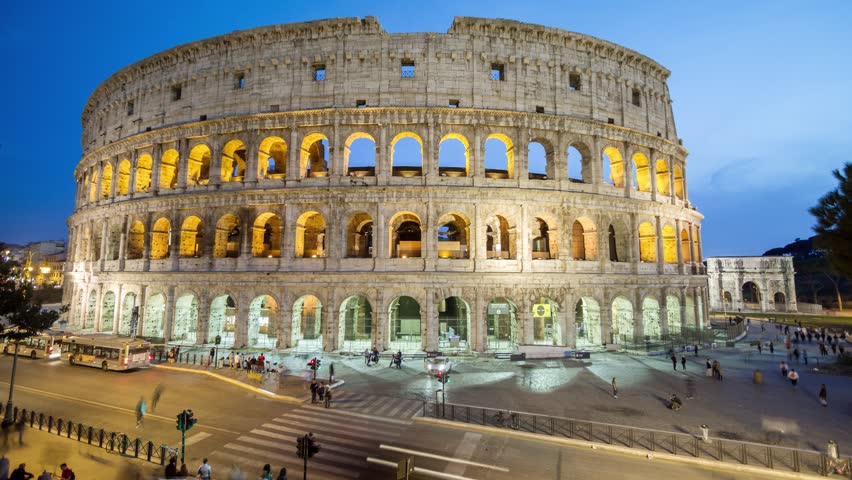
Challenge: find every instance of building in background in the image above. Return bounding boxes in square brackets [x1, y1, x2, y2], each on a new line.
[3, 240, 66, 287]
[706, 256, 797, 313]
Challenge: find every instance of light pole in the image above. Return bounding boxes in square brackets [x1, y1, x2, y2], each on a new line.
[2, 341, 21, 425]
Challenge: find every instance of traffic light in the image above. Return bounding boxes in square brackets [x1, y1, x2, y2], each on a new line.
[315, 358, 322, 370]
[307, 358, 316, 370]
[176, 411, 185, 431]
[296, 436, 306, 459]
[308, 435, 320, 458]
[185, 409, 197, 430]
[436, 371, 450, 384]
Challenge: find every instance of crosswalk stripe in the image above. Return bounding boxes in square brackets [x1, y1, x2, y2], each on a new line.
[288, 409, 406, 430]
[233, 436, 368, 468]
[223, 442, 359, 479]
[250, 428, 375, 457]
[276, 415, 401, 437]
[371, 401, 397, 416]
[294, 406, 413, 425]
[211, 449, 348, 480]
[253, 426, 371, 450]
[183, 431, 213, 446]
[262, 420, 387, 444]
[385, 401, 410, 418]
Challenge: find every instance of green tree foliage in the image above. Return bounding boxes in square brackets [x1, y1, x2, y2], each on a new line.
[0, 244, 62, 341]
[810, 163, 852, 278]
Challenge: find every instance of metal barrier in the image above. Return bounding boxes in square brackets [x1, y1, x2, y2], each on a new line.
[423, 401, 852, 477]
[1, 404, 176, 465]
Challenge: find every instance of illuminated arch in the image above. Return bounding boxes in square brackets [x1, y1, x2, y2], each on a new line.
[159, 148, 179, 190]
[602, 146, 624, 187]
[484, 133, 514, 179]
[213, 214, 241, 258]
[179, 216, 203, 257]
[135, 154, 153, 192]
[150, 217, 171, 260]
[100, 163, 113, 199]
[638, 222, 657, 263]
[344, 132, 376, 176]
[568, 142, 592, 182]
[300, 133, 329, 178]
[680, 228, 691, 262]
[673, 165, 685, 200]
[632, 153, 651, 192]
[338, 295, 373, 351]
[258, 136, 287, 179]
[438, 133, 470, 177]
[390, 132, 424, 177]
[572, 217, 598, 261]
[345, 212, 374, 258]
[126, 220, 145, 259]
[187, 144, 211, 186]
[662, 224, 677, 264]
[611, 296, 634, 344]
[389, 211, 422, 258]
[295, 211, 326, 258]
[252, 212, 282, 258]
[437, 212, 471, 259]
[220, 139, 247, 182]
[88, 170, 99, 202]
[642, 296, 661, 340]
[655, 159, 670, 195]
[485, 214, 516, 259]
[116, 159, 131, 195]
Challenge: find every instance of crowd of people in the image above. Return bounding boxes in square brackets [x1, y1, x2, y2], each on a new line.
[0, 458, 75, 480]
[162, 457, 289, 480]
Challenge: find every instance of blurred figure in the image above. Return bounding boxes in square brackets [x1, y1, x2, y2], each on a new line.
[151, 384, 164, 412]
[135, 397, 147, 428]
[9, 463, 33, 480]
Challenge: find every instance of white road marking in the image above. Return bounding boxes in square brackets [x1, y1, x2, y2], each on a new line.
[223, 442, 359, 478]
[367, 457, 477, 480]
[444, 432, 482, 476]
[295, 406, 412, 425]
[275, 415, 402, 437]
[182, 431, 212, 446]
[255, 425, 373, 449]
[234, 435, 368, 467]
[249, 429, 373, 457]
[380, 442, 509, 472]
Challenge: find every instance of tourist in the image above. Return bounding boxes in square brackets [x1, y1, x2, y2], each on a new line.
[197, 458, 212, 480]
[787, 369, 799, 388]
[793, 348, 800, 364]
[803, 349, 808, 365]
[276, 467, 288, 480]
[769, 341, 774, 354]
[310, 379, 318, 404]
[705, 359, 712, 377]
[818, 384, 828, 407]
[611, 377, 618, 398]
[694, 343, 699, 357]
[680, 355, 686, 370]
[780, 361, 788, 378]
[10, 463, 33, 480]
[261, 464, 273, 480]
[59, 463, 75, 480]
[716, 362, 723, 381]
[757, 342, 762, 354]
[670, 354, 677, 371]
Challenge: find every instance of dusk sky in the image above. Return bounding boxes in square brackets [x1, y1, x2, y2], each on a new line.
[1, 0, 850, 256]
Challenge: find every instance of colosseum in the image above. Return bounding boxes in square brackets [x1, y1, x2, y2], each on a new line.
[64, 16, 708, 354]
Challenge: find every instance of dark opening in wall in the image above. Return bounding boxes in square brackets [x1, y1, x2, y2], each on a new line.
[632, 88, 641, 107]
[569, 73, 581, 91]
[171, 85, 182, 101]
[199, 115, 207, 121]
[607, 118, 615, 124]
[270, 104, 280, 113]
[126, 101, 134, 116]
[314, 64, 326, 81]
[146, 127, 152, 132]
[356, 99, 367, 108]
[401, 60, 415, 78]
[448, 99, 460, 108]
[490, 63, 505, 81]
[235, 72, 245, 89]
[535, 106, 545, 114]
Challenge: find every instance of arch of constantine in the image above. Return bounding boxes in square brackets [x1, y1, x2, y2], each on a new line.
[707, 257, 797, 313]
[65, 16, 708, 353]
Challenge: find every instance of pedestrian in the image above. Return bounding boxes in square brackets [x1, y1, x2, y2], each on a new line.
[258, 353, 266, 373]
[680, 355, 686, 370]
[261, 464, 273, 480]
[310, 379, 318, 404]
[670, 354, 677, 371]
[395, 350, 403, 369]
[769, 341, 774, 354]
[780, 361, 788, 378]
[276, 467, 288, 480]
[165, 458, 178, 479]
[329, 362, 335, 383]
[818, 384, 827, 407]
[757, 342, 762, 354]
[705, 359, 712, 377]
[152, 384, 164, 412]
[611, 377, 618, 398]
[197, 458, 212, 480]
[803, 349, 808, 365]
[9, 463, 33, 480]
[716, 363, 723, 381]
[840, 345, 846, 357]
[1, 419, 11, 447]
[135, 397, 147, 428]
[793, 348, 800, 364]
[37, 471, 51, 480]
[324, 385, 332, 408]
[0, 456, 8, 480]
[694, 343, 699, 357]
[14, 416, 25, 446]
[209, 347, 215, 364]
[317, 382, 326, 402]
[233, 352, 240, 370]
[58, 463, 75, 480]
[364, 348, 370, 366]
[787, 369, 799, 388]
[179, 464, 189, 477]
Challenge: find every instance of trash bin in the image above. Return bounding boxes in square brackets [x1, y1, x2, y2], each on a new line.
[753, 369, 763, 384]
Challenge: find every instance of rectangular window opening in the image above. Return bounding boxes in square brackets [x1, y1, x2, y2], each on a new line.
[171, 85, 182, 101]
[632, 88, 642, 107]
[607, 118, 615, 125]
[569, 73, 582, 91]
[199, 114, 207, 121]
[235, 72, 246, 89]
[356, 99, 367, 108]
[490, 63, 505, 81]
[126, 101, 134, 116]
[314, 64, 326, 81]
[401, 60, 415, 78]
[448, 99, 460, 108]
[270, 104, 280, 113]
[535, 106, 545, 114]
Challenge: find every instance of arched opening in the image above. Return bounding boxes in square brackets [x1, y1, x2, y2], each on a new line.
[100, 164, 113, 199]
[107, 224, 122, 261]
[608, 225, 619, 261]
[774, 292, 786, 311]
[723, 291, 733, 310]
[88, 171, 99, 203]
[662, 225, 677, 264]
[179, 216, 203, 258]
[258, 136, 287, 179]
[91, 227, 102, 261]
[143, 293, 165, 339]
[632, 153, 651, 192]
[119, 292, 136, 336]
[292, 295, 323, 351]
[602, 146, 624, 187]
[680, 229, 691, 263]
[389, 212, 422, 258]
[173, 294, 199, 344]
[532, 217, 555, 259]
[685, 295, 696, 327]
[159, 149, 179, 190]
[692, 227, 702, 262]
[486, 215, 515, 259]
[533, 297, 561, 345]
[338, 295, 372, 352]
[151, 218, 171, 260]
[638, 222, 657, 263]
[655, 159, 670, 195]
[575, 297, 602, 348]
[187, 144, 211, 186]
[484, 134, 514, 179]
[248, 295, 278, 348]
[437, 213, 470, 259]
[135, 154, 153, 193]
[742, 282, 761, 307]
[117, 159, 131, 196]
[345, 213, 373, 258]
[527, 139, 554, 180]
[389, 296, 421, 352]
[213, 214, 241, 258]
[439, 297, 470, 351]
[209, 294, 236, 347]
[487, 298, 518, 351]
[572, 217, 598, 260]
[344, 133, 376, 177]
[252, 213, 282, 258]
[642, 296, 661, 341]
[666, 295, 681, 337]
[220, 140, 247, 182]
[126, 221, 145, 260]
[438, 134, 469, 177]
[100, 291, 116, 333]
[391, 132, 423, 177]
[611, 296, 634, 344]
[295, 212, 326, 258]
[301, 133, 330, 178]
[567, 144, 590, 183]
[673, 165, 685, 200]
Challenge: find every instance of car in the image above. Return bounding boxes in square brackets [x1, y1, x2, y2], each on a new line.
[424, 356, 453, 375]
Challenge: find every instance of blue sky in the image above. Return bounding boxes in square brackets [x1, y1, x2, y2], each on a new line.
[1, 0, 850, 256]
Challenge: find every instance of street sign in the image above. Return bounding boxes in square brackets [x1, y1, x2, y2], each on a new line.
[425, 351, 443, 358]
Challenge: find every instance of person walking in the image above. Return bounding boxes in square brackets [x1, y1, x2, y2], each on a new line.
[611, 377, 618, 398]
[787, 369, 799, 388]
[151, 384, 164, 413]
[803, 349, 808, 365]
[324, 385, 332, 408]
[317, 382, 326, 403]
[310, 379, 318, 404]
[135, 397, 147, 428]
[818, 384, 827, 406]
[780, 361, 788, 378]
[793, 348, 800, 364]
[769, 341, 774, 355]
[364, 348, 370, 366]
[694, 343, 699, 357]
[260, 464, 273, 480]
[276, 467, 288, 480]
[233, 352, 241, 370]
[197, 458, 212, 480]
[209, 347, 215, 365]
[716, 362, 724, 381]
[14, 416, 25, 446]
[680, 355, 686, 370]
[670, 354, 677, 371]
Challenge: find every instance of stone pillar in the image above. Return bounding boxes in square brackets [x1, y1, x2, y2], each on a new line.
[649, 147, 658, 201]
[98, 222, 108, 271]
[623, 143, 633, 198]
[375, 292, 388, 351]
[424, 291, 437, 351]
[516, 127, 529, 188]
[472, 292, 485, 352]
[426, 121, 437, 178]
[244, 131, 260, 186]
[163, 286, 176, 341]
[118, 217, 127, 270]
[675, 218, 684, 273]
[633, 290, 644, 343]
[150, 143, 163, 195]
[376, 207, 388, 259]
[209, 136, 223, 187]
[142, 212, 153, 271]
[170, 211, 181, 270]
[377, 126, 389, 181]
[600, 296, 612, 345]
[129, 150, 139, 195]
[655, 215, 663, 273]
[109, 158, 118, 199]
[288, 129, 299, 181]
[283, 206, 297, 259]
[681, 165, 690, 203]
[136, 286, 148, 338]
[197, 292, 211, 345]
[92, 284, 104, 331]
[660, 289, 670, 338]
[668, 159, 677, 205]
[561, 294, 573, 348]
[472, 126, 482, 178]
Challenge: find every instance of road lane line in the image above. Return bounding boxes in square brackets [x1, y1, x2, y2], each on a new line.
[444, 432, 484, 476]
[287, 409, 406, 430]
[367, 457, 476, 480]
[0, 382, 239, 434]
[183, 431, 212, 446]
[294, 406, 412, 425]
[380, 442, 509, 472]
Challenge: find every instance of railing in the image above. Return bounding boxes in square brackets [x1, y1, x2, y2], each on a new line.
[423, 401, 852, 477]
[0, 404, 176, 465]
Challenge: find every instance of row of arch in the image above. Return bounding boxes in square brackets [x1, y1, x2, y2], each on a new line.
[75, 287, 706, 352]
[78, 132, 687, 205]
[720, 282, 789, 312]
[73, 210, 701, 265]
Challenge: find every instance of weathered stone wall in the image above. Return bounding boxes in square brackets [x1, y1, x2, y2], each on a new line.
[707, 256, 798, 313]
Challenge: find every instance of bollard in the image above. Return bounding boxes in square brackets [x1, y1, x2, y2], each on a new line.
[701, 424, 710, 443]
[87, 426, 93, 444]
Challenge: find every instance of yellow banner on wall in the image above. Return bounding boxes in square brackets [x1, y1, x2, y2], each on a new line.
[533, 303, 551, 317]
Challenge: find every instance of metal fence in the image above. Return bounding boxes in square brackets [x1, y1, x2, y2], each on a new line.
[423, 401, 852, 477]
[0, 404, 176, 465]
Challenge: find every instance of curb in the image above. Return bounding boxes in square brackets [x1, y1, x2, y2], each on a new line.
[414, 417, 827, 480]
[152, 364, 302, 404]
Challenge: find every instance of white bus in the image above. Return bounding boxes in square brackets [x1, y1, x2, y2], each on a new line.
[62, 335, 152, 371]
[2, 330, 66, 359]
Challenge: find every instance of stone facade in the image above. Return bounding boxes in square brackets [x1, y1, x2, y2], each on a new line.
[706, 257, 797, 313]
[65, 17, 708, 353]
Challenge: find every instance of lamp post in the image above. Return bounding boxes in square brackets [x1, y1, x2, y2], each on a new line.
[2, 341, 21, 425]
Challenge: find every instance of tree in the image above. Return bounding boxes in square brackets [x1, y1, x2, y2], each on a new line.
[0, 244, 63, 423]
[810, 163, 852, 278]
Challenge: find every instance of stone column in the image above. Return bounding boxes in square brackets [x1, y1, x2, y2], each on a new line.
[118, 217, 127, 270]
[209, 136, 223, 187]
[135, 286, 148, 338]
[197, 291, 211, 345]
[655, 215, 663, 273]
[375, 292, 388, 351]
[516, 127, 529, 188]
[377, 126, 389, 182]
[649, 147, 658, 201]
[150, 143, 163, 195]
[129, 150, 139, 195]
[93, 284, 104, 331]
[472, 126, 482, 178]
[600, 295, 612, 345]
[591, 135, 603, 186]
[668, 159, 677, 205]
[288, 129, 299, 181]
[177, 139, 189, 190]
[142, 212, 153, 271]
[675, 218, 684, 274]
[244, 131, 260, 186]
[561, 294, 573, 348]
[170, 211, 181, 270]
[659, 288, 670, 338]
[98, 222, 108, 271]
[163, 286, 176, 341]
[424, 291, 437, 351]
[426, 121, 438, 177]
[109, 158, 118, 199]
